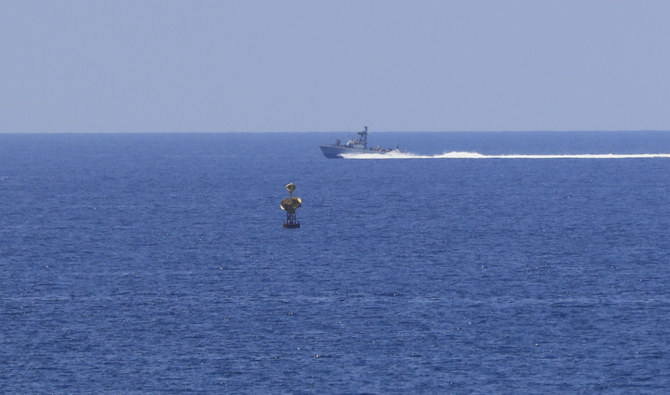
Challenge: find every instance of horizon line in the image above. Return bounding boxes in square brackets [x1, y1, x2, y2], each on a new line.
[1, 129, 670, 134]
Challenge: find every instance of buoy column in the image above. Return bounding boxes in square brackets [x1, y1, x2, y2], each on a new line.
[280, 183, 301, 228]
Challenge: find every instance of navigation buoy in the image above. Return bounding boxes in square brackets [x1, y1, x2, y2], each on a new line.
[280, 183, 301, 228]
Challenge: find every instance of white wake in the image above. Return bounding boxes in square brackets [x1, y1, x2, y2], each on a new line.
[340, 151, 670, 160]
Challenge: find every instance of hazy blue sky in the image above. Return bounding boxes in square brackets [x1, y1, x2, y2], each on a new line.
[2, 0, 670, 133]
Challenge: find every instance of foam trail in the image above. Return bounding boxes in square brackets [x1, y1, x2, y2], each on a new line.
[341, 151, 670, 160]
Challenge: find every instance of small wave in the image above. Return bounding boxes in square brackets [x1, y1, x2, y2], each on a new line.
[341, 151, 670, 160]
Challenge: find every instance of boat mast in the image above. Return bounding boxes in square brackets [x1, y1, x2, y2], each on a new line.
[358, 126, 368, 149]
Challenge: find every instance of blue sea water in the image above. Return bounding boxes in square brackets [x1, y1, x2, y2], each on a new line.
[1, 131, 670, 393]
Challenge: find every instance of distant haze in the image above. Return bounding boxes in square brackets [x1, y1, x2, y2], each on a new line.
[2, 0, 670, 133]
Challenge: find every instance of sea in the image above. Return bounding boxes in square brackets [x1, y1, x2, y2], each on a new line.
[1, 131, 670, 393]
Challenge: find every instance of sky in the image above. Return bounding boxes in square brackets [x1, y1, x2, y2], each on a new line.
[2, 0, 670, 133]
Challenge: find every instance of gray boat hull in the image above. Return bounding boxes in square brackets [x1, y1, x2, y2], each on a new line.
[319, 145, 368, 158]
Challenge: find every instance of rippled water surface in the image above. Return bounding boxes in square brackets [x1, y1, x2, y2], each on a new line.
[2, 132, 670, 393]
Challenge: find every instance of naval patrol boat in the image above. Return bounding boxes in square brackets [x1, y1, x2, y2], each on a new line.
[319, 127, 402, 158]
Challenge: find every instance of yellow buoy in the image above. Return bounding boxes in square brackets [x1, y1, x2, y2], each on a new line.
[281, 183, 301, 228]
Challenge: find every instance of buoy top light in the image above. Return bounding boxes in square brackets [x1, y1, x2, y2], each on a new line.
[286, 183, 296, 193]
